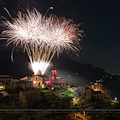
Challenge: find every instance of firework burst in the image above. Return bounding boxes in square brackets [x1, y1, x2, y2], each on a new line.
[1, 8, 83, 52]
[1, 7, 83, 75]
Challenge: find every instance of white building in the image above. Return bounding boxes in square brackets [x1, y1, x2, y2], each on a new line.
[20, 75, 49, 88]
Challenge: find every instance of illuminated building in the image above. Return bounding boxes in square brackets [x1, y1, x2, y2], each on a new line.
[31, 75, 49, 88]
[91, 83, 102, 91]
[0, 82, 5, 90]
[20, 69, 66, 89]
[31, 75, 43, 88]
[68, 84, 110, 104]
[91, 83, 110, 103]
[51, 69, 57, 80]
[20, 75, 49, 88]
[45, 69, 66, 89]
[45, 78, 66, 89]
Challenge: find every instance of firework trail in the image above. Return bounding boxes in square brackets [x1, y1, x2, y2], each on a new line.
[1, 7, 83, 75]
[27, 43, 53, 75]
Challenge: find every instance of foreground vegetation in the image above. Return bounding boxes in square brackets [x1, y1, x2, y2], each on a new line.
[0, 87, 120, 120]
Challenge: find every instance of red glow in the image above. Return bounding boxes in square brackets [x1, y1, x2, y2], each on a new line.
[52, 76, 54, 79]
[52, 70, 57, 75]
[45, 81, 50, 84]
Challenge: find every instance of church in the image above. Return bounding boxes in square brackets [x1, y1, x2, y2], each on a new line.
[20, 69, 66, 89]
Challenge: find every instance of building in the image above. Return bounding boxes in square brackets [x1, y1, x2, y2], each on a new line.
[0, 75, 20, 89]
[68, 83, 110, 103]
[68, 87, 78, 93]
[19, 81, 33, 89]
[20, 76, 31, 81]
[19, 90, 41, 104]
[31, 75, 43, 88]
[10, 79, 20, 88]
[91, 83, 110, 104]
[78, 86, 92, 100]
[51, 69, 57, 80]
[85, 88, 92, 100]
[20, 75, 49, 88]
[31, 75, 49, 88]
[54, 93, 64, 98]
[45, 77, 66, 89]
[91, 83, 102, 91]
[45, 69, 66, 89]
[0, 82, 5, 90]
[20, 69, 67, 89]
[0, 75, 12, 83]
[68, 86, 91, 101]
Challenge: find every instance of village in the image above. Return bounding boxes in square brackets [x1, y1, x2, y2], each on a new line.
[0, 69, 118, 108]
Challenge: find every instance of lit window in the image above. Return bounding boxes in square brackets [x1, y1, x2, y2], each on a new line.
[0, 86, 3, 89]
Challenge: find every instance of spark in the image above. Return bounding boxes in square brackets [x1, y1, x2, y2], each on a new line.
[1, 8, 83, 75]
[29, 61, 40, 75]
[26, 43, 54, 75]
[1, 8, 83, 54]
[29, 60, 51, 75]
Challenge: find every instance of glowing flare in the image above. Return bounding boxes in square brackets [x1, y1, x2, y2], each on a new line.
[29, 60, 51, 75]
[39, 60, 50, 75]
[31, 61, 40, 75]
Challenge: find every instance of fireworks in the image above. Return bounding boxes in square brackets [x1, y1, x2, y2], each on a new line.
[29, 61, 40, 75]
[28, 60, 51, 75]
[27, 44, 52, 75]
[2, 8, 44, 46]
[2, 8, 83, 52]
[1, 8, 83, 75]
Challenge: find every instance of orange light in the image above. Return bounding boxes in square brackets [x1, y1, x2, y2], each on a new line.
[52, 76, 54, 79]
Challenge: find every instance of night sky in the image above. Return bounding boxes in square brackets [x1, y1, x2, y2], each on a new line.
[0, 0, 120, 77]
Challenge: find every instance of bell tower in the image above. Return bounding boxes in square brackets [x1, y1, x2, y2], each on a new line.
[51, 69, 57, 80]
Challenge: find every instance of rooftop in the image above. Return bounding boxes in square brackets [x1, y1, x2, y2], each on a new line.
[20, 90, 39, 95]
